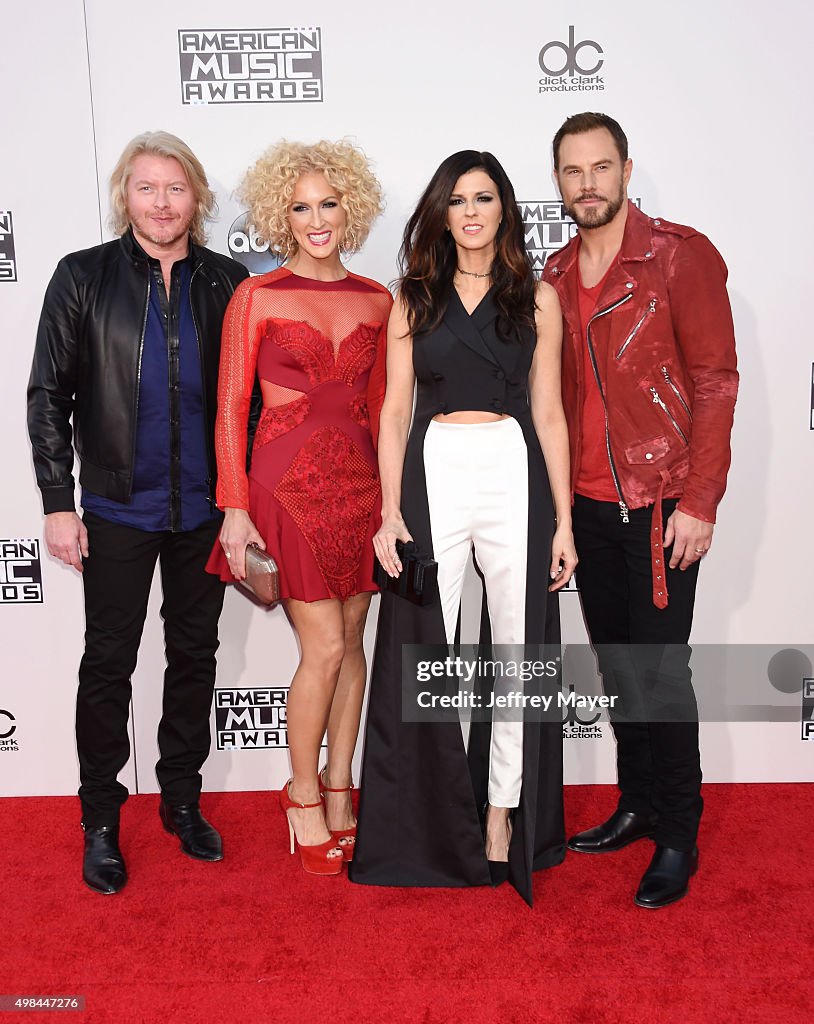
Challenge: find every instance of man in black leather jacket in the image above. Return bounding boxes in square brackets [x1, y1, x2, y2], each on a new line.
[27, 131, 249, 894]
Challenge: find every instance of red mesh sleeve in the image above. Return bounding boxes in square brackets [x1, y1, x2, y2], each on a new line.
[214, 277, 263, 510]
[366, 318, 388, 450]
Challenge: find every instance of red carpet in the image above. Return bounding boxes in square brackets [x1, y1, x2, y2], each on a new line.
[1, 784, 811, 1023]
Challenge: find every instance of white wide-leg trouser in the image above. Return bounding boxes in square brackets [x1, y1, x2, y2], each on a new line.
[423, 417, 528, 807]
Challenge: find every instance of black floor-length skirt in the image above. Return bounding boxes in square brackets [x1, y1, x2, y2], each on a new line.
[350, 404, 565, 906]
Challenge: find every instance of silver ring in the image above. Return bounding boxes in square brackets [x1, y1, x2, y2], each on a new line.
[695, 548, 706, 555]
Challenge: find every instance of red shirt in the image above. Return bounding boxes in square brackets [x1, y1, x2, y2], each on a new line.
[575, 263, 618, 501]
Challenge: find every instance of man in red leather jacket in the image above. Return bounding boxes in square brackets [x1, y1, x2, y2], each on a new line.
[543, 112, 738, 908]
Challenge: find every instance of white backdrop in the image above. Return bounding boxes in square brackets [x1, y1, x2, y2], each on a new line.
[2, 0, 812, 798]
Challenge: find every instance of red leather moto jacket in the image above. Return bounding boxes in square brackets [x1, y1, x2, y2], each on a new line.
[543, 202, 738, 606]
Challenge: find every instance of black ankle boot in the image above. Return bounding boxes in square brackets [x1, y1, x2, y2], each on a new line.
[160, 801, 223, 861]
[568, 810, 656, 854]
[634, 845, 699, 908]
[82, 824, 127, 894]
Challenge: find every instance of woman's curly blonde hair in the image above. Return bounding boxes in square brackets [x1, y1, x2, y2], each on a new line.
[238, 139, 384, 256]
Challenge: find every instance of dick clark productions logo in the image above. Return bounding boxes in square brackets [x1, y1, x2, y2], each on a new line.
[538, 26, 605, 93]
[0, 710, 18, 753]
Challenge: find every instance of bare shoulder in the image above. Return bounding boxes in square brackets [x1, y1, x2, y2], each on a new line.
[534, 279, 561, 313]
[388, 291, 410, 326]
[534, 280, 562, 334]
[385, 293, 413, 350]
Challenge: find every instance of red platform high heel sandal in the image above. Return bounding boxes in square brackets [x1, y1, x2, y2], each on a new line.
[319, 767, 356, 862]
[279, 781, 343, 875]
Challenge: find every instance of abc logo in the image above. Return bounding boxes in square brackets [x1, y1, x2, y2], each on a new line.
[228, 212, 284, 275]
[539, 26, 604, 77]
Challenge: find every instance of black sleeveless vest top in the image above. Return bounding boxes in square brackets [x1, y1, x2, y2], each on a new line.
[412, 288, 536, 422]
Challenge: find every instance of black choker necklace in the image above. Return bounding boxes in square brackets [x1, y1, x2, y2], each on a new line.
[456, 266, 491, 279]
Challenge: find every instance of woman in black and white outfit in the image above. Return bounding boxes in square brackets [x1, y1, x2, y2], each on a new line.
[351, 150, 576, 904]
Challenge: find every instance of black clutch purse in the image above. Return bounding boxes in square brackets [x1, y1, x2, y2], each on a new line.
[374, 541, 438, 606]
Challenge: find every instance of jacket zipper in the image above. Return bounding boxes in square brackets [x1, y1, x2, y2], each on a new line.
[615, 298, 657, 360]
[585, 293, 633, 523]
[189, 262, 214, 510]
[128, 274, 151, 500]
[649, 385, 688, 445]
[660, 364, 692, 419]
[164, 266, 183, 531]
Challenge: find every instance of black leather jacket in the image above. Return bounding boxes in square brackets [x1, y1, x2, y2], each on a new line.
[28, 230, 253, 515]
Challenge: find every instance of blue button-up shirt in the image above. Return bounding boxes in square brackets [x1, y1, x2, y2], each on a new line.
[82, 254, 217, 532]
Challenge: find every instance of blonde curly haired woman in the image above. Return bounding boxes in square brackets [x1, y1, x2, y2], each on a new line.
[207, 140, 391, 874]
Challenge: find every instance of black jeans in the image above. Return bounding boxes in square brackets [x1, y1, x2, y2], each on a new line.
[77, 512, 225, 826]
[572, 495, 703, 851]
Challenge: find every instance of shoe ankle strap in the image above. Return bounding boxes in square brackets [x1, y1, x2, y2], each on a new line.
[284, 781, 323, 809]
[319, 767, 354, 792]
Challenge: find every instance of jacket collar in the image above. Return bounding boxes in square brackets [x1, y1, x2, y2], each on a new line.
[118, 228, 201, 269]
[616, 201, 658, 265]
[443, 287, 519, 374]
[546, 201, 659, 333]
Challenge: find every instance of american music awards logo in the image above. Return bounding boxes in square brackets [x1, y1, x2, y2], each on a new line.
[0, 539, 43, 603]
[215, 687, 290, 749]
[0, 211, 18, 282]
[215, 685, 324, 750]
[518, 201, 578, 275]
[178, 28, 323, 104]
[802, 679, 814, 741]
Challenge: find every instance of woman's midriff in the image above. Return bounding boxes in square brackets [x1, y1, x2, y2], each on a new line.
[431, 411, 510, 424]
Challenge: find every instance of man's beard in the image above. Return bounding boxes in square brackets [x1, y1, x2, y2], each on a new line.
[564, 184, 626, 229]
[138, 224, 189, 248]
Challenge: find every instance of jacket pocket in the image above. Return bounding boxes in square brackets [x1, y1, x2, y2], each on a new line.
[659, 363, 692, 419]
[644, 382, 689, 445]
[624, 435, 670, 466]
[615, 297, 657, 360]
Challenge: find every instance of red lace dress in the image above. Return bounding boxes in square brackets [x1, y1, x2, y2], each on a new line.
[206, 267, 392, 601]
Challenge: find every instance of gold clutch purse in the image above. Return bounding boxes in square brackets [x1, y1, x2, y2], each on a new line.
[240, 544, 280, 605]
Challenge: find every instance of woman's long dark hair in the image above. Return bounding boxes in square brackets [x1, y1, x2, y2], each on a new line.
[398, 150, 535, 342]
